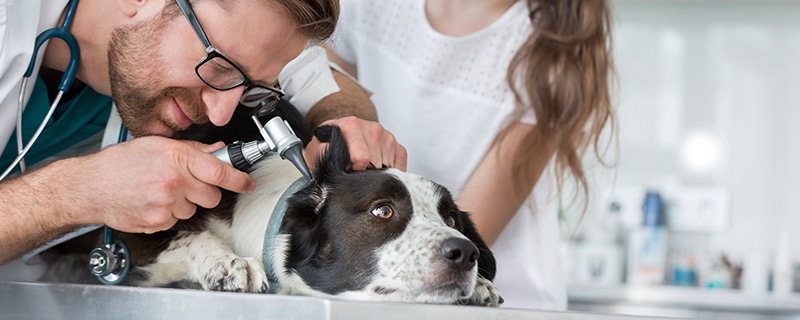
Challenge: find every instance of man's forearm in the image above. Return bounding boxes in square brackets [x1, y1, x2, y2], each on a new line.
[0, 160, 80, 264]
[305, 69, 377, 128]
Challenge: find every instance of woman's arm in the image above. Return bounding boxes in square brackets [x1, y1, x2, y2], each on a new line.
[457, 123, 555, 246]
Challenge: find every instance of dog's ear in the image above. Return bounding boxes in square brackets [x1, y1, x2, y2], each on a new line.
[312, 125, 352, 183]
[460, 211, 497, 281]
[281, 125, 350, 269]
[283, 183, 328, 266]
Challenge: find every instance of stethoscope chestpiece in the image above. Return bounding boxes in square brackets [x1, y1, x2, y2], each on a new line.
[88, 240, 130, 285]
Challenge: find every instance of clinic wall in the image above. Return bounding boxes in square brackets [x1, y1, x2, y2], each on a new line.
[566, 0, 800, 284]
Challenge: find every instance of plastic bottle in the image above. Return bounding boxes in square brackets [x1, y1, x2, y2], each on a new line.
[576, 201, 625, 284]
[773, 229, 793, 296]
[626, 191, 668, 285]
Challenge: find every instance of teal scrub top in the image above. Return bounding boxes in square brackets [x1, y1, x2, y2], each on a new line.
[0, 76, 112, 173]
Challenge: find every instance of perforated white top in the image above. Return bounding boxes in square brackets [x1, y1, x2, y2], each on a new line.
[330, 0, 566, 310]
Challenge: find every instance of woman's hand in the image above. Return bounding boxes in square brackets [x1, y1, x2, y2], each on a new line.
[304, 116, 407, 172]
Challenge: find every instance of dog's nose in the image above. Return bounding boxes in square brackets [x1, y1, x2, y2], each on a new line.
[440, 238, 479, 271]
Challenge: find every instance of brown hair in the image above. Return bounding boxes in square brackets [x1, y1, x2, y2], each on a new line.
[501, 0, 616, 207]
[163, 0, 339, 42]
[273, 0, 339, 42]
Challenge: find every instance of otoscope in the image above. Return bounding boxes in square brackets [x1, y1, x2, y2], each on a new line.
[211, 104, 313, 180]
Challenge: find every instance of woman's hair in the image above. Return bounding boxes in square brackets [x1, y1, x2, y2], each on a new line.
[501, 0, 616, 205]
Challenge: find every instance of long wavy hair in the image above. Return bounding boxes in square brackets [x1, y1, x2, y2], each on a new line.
[500, 0, 616, 208]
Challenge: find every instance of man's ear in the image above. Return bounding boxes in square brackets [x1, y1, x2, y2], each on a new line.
[116, 0, 158, 19]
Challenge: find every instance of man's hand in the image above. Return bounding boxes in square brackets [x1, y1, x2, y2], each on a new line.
[304, 116, 407, 171]
[63, 136, 256, 233]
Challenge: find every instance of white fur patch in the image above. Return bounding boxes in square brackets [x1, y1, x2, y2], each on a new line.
[230, 154, 302, 259]
[140, 230, 268, 293]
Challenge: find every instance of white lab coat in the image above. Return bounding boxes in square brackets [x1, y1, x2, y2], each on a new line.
[0, 0, 67, 153]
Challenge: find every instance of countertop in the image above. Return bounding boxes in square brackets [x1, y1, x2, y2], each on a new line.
[568, 284, 800, 313]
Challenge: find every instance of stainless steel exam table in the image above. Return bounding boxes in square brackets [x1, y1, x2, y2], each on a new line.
[0, 281, 692, 320]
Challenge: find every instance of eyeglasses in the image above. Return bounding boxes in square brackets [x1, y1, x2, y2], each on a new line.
[175, 0, 283, 110]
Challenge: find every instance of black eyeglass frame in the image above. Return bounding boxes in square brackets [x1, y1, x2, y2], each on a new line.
[175, 0, 284, 109]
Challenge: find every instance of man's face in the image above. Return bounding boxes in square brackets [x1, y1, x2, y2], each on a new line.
[108, 0, 308, 138]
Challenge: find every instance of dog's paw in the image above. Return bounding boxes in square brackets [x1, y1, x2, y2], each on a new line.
[200, 257, 268, 293]
[459, 276, 503, 307]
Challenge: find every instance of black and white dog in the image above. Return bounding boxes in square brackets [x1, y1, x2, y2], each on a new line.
[114, 106, 502, 306]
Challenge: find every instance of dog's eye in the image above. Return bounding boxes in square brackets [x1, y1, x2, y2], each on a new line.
[445, 215, 456, 228]
[371, 205, 394, 219]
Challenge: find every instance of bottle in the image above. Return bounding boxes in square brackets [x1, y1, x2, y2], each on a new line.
[626, 191, 668, 285]
[741, 252, 768, 294]
[671, 250, 697, 287]
[576, 201, 625, 285]
[773, 229, 793, 296]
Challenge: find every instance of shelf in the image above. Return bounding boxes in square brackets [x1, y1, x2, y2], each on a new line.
[568, 283, 800, 313]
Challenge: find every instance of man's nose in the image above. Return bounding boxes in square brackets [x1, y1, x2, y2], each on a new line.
[202, 86, 245, 126]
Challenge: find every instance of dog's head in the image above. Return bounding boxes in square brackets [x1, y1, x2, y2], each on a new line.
[280, 126, 496, 304]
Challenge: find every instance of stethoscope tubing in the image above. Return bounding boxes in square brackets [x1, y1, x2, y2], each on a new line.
[1, 87, 65, 181]
[15, 79, 27, 172]
[1, 0, 81, 182]
[102, 125, 129, 246]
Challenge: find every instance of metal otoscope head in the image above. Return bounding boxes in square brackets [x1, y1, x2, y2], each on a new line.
[252, 115, 313, 181]
[281, 144, 313, 181]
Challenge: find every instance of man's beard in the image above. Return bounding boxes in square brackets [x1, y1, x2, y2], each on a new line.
[107, 13, 209, 138]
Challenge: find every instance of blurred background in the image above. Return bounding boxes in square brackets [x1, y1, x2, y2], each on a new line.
[560, 0, 800, 319]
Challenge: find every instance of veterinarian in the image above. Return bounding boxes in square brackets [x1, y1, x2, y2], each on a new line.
[326, 0, 615, 310]
[0, 0, 406, 265]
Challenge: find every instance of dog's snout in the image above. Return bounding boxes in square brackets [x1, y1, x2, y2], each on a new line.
[440, 238, 479, 271]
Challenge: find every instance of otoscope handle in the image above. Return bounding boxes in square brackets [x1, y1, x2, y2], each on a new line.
[211, 140, 270, 172]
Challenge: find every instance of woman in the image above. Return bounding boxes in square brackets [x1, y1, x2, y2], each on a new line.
[326, 0, 614, 309]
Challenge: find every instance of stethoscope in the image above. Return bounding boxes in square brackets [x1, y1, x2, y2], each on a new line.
[88, 125, 131, 285]
[1, 0, 130, 284]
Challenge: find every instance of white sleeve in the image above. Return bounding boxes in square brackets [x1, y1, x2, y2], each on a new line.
[278, 44, 340, 116]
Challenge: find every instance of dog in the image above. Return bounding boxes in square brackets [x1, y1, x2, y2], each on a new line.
[111, 105, 503, 306]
